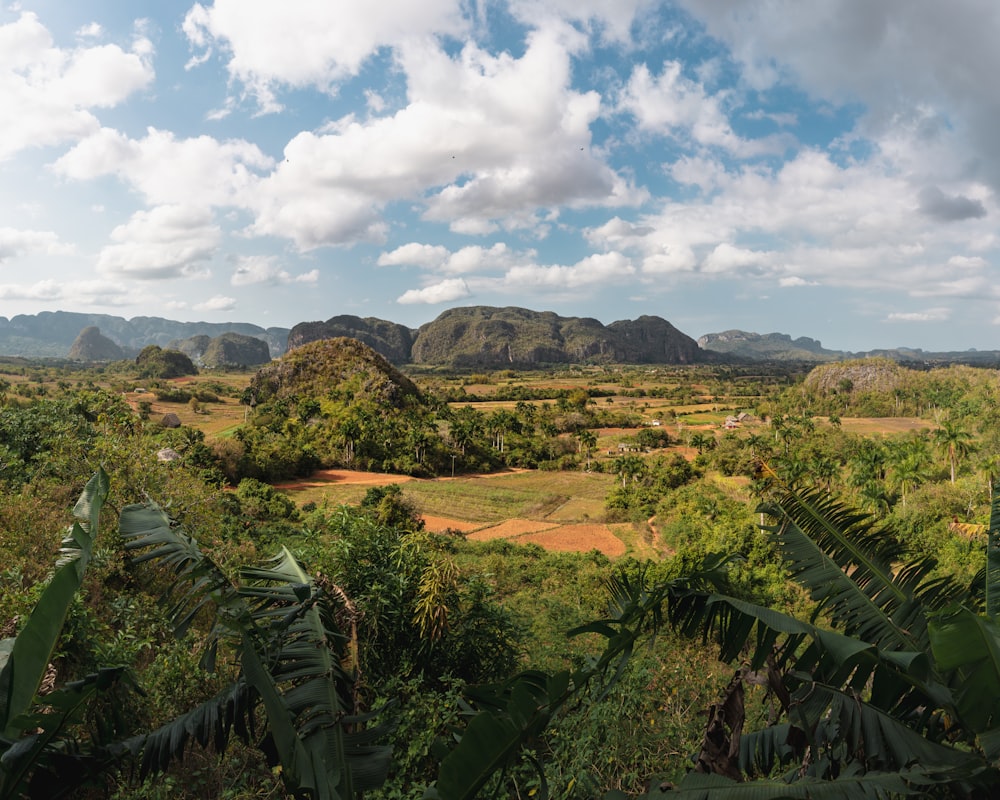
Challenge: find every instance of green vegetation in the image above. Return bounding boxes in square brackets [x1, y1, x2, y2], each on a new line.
[2, 353, 1000, 797]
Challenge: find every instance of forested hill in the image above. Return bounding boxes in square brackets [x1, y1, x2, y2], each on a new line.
[291, 306, 713, 367]
[699, 329, 1000, 365]
[0, 311, 289, 359]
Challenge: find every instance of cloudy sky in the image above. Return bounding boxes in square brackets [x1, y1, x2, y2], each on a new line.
[2, 1, 999, 351]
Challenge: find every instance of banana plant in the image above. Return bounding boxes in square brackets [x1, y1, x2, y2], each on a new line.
[117, 496, 393, 799]
[0, 471, 392, 799]
[0, 470, 136, 799]
[426, 480, 1000, 799]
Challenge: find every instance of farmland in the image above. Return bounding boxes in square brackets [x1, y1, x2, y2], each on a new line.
[1, 351, 999, 798]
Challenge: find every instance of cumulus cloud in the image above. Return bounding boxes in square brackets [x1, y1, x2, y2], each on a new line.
[676, 0, 1000, 191]
[0, 12, 152, 161]
[182, 0, 468, 111]
[246, 28, 643, 248]
[194, 294, 237, 312]
[0, 278, 144, 307]
[620, 62, 761, 155]
[96, 205, 220, 279]
[230, 255, 318, 286]
[54, 127, 273, 208]
[887, 308, 951, 322]
[918, 186, 987, 221]
[502, 252, 634, 290]
[378, 243, 451, 269]
[397, 277, 471, 304]
[0, 227, 72, 260]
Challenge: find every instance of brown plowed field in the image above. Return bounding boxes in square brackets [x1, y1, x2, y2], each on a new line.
[467, 519, 556, 541]
[518, 524, 626, 557]
[274, 469, 629, 557]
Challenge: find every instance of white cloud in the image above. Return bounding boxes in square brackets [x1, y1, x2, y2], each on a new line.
[247, 28, 643, 248]
[778, 276, 816, 287]
[377, 243, 450, 269]
[0, 227, 72, 260]
[397, 277, 471, 304]
[195, 294, 237, 312]
[0, 277, 148, 307]
[0, 12, 152, 161]
[677, 0, 1000, 191]
[54, 127, 273, 208]
[444, 243, 525, 274]
[503, 252, 634, 289]
[182, 0, 468, 111]
[96, 205, 220, 279]
[508, 0, 659, 42]
[887, 308, 951, 322]
[230, 255, 318, 286]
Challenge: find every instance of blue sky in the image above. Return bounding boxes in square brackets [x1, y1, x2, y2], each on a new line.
[2, 1, 999, 352]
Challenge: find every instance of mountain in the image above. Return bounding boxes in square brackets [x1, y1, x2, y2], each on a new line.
[170, 332, 271, 368]
[401, 306, 710, 367]
[697, 330, 843, 361]
[286, 315, 414, 363]
[0, 311, 288, 359]
[247, 337, 421, 408]
[697, 328, 1000, 365]
[67, 326, 125, 361]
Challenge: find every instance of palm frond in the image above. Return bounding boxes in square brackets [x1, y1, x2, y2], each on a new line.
[761, 486, 954, 651]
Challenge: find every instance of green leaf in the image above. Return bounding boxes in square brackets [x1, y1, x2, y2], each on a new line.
[987, 484, 1000, 619]
[928, 606, 1000, 734]
[0, 469, 108, 738]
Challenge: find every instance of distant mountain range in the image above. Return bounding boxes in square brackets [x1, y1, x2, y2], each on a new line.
[2, 308, 999, 367]
[698, 330, 1000, 366]
[0, 311, 290, 359]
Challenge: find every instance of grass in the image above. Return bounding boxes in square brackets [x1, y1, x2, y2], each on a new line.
[405, 470, 615, 523]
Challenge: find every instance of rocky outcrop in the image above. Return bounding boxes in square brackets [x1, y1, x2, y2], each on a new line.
[698, 330, 842, 361]
[202, 333, 271, 368]
[67, 326, 125, 361]
[287, 315, 415, 363]
[408, 306, 708, 367]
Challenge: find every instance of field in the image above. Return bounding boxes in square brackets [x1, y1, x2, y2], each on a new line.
[274, 467, 656, 558]
[5, 362, 942, 564]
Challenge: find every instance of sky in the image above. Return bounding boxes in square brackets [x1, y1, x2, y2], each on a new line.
[2, 1, 1000, 352]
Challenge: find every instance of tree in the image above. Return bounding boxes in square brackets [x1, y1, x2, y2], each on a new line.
[575, 429, 597, 469]
[0, 472, 392, 799]
[935, 418, 975, 484]
[427, 477, 1000, 799]
[613, 454, 645, 489]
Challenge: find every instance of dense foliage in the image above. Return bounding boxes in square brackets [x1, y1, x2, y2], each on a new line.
[2, 354, 1000, 798]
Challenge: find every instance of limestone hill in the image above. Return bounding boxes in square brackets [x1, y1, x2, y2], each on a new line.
[67, 326, 125, 362]
[289, 306, 709, 367]
[246, 337, 421, 409]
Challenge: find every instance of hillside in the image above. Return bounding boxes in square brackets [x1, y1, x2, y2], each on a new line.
[246, 336, 421, 408]
[67, 326, 125, 361]
[698, 328, 1000, 365]
[286, 315, 414, 363]
[170, 332, 271, 368]
[289, 306, 709, 367]
[0, 311, 288, 359]
[698, 330, 842, 361]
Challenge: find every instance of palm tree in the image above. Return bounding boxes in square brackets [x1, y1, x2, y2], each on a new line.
[887, 435, 932, 507]
[575, 428, 597, 469]
[613, 454, 645, 489]
[934, 418, 975, 484]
